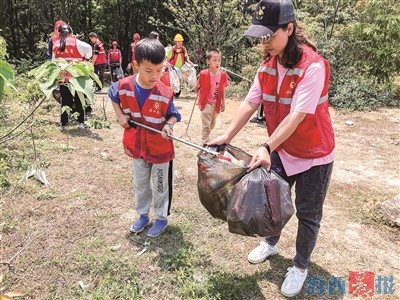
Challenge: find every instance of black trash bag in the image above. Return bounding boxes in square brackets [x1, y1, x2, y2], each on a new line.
[197, 144, 252, 221]
[227, 167, 294, 237]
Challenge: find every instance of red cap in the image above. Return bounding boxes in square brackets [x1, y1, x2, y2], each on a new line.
[133, 33, 140, 39]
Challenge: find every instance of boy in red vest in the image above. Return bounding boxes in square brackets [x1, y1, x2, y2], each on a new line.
[196, 49, 229, 143]
[89, 32, 107, 92]
[108, 38, 181, 238]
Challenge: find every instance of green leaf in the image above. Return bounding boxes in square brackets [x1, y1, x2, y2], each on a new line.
[0, 60, 17, 101]
[89, 70, 102, 89]
[73, 64, 90, 76]
[0, 60, 14, 81]
[68, 77, 94, 105]
[39, 80, 58, 99]
[39, 66, 61, 90]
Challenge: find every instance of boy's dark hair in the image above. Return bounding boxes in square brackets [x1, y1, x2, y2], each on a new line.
[148, 31, 159, 39]
[134, 38, 166, 65]
[261, 22, 317, 68]
[206, 49, 221, 60]
[89, 32, 97, 38]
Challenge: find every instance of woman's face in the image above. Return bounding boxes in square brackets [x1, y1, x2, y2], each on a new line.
[261, 23, 294, 60]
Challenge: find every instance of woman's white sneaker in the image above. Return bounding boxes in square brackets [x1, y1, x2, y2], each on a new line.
[281, 266, 308, 297]
[247, 241, 278, 264]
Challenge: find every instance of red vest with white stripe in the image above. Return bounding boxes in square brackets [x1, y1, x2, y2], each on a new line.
[197, 69, 228, 113]
[118, 75, 175, 163]
[109, 49, 120, 63]
[258, 46, 335, 158]
[53, 36, 83, 81]
[94, 40, 107, 65]
[53, 36, 82, 61]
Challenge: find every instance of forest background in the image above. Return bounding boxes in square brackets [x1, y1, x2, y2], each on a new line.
[0, 0, 399, 110]
[0, 1, 399, 299]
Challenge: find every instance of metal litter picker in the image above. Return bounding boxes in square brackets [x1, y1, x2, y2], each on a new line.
[128, 120, 220, 156]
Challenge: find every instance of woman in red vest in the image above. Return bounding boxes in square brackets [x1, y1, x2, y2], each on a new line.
[210, 1, 335, 297]
[52, 24, 92, 129]
[107, 41, 122, 83]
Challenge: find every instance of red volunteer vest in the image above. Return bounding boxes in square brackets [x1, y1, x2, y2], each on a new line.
[94, 40, 106, 65]
[53, 36, 82, 61]
[258, 46, 335, 158]
[53, 36, 83, 81]
[169, 46, 186, 66]
[118, 76, 175, 163]
[197, 69, 228, 114]
[109, 49, 120, 63]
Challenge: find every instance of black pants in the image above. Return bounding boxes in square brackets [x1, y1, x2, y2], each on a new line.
[94, 63, 106, 90]
[266, 152, 334, 269]
[60, 85, 85, 126]
[110, 63, 120, 83]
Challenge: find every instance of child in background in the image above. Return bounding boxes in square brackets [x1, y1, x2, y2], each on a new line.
[108, 38, 181, 237]
[196, 49, 229, 144]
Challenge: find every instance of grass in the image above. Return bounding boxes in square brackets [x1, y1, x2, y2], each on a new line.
[1, 99, 399, 300]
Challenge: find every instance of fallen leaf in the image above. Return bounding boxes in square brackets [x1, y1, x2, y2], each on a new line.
[345, 120, 354, 126]
[78, 281, 90, 290]
[110, 244, 121, 251]
[3, 291, 26, 297]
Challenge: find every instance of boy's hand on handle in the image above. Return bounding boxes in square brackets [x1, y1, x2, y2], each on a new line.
[247, 146, 271, 172]
[118, 115, 131, 128]
[161, 123, 173, 140]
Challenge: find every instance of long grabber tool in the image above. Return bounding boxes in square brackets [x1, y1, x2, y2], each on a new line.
[128, 120, 220, 156]
[221, 67, 252, 83]
[180, 98, 197, 140]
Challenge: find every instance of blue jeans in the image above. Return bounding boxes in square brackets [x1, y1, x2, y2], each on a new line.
[266, 152, 333, 269]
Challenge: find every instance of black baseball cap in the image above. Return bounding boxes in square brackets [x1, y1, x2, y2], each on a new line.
[244, 0, 296, 38]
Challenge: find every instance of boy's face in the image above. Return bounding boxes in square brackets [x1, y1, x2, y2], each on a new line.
[207, 52, 222, 71]
[133, 59, 164, 89]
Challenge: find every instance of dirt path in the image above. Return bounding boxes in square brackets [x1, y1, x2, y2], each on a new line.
[1, 92, 399, 299]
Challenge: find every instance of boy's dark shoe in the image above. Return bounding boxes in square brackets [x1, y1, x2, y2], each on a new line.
[174, 90, 181, 99]
[130, 215, 150, 234]
[146, 219, 168, 237]
[250, 116, 265, 124]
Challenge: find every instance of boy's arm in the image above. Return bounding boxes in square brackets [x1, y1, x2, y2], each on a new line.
[111, 102, 130, 128]
[108, 83, 130, 128]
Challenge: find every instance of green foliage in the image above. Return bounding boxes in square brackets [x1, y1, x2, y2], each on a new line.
[0, 149, 11, 188]
[86, 119, 112, 129]
[0, 61, 17, 104]
[151, 0, 252, 70]
[344, 0, 400, 84]
[30, 59, 101, 109]
[0, 35, 7, 60]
